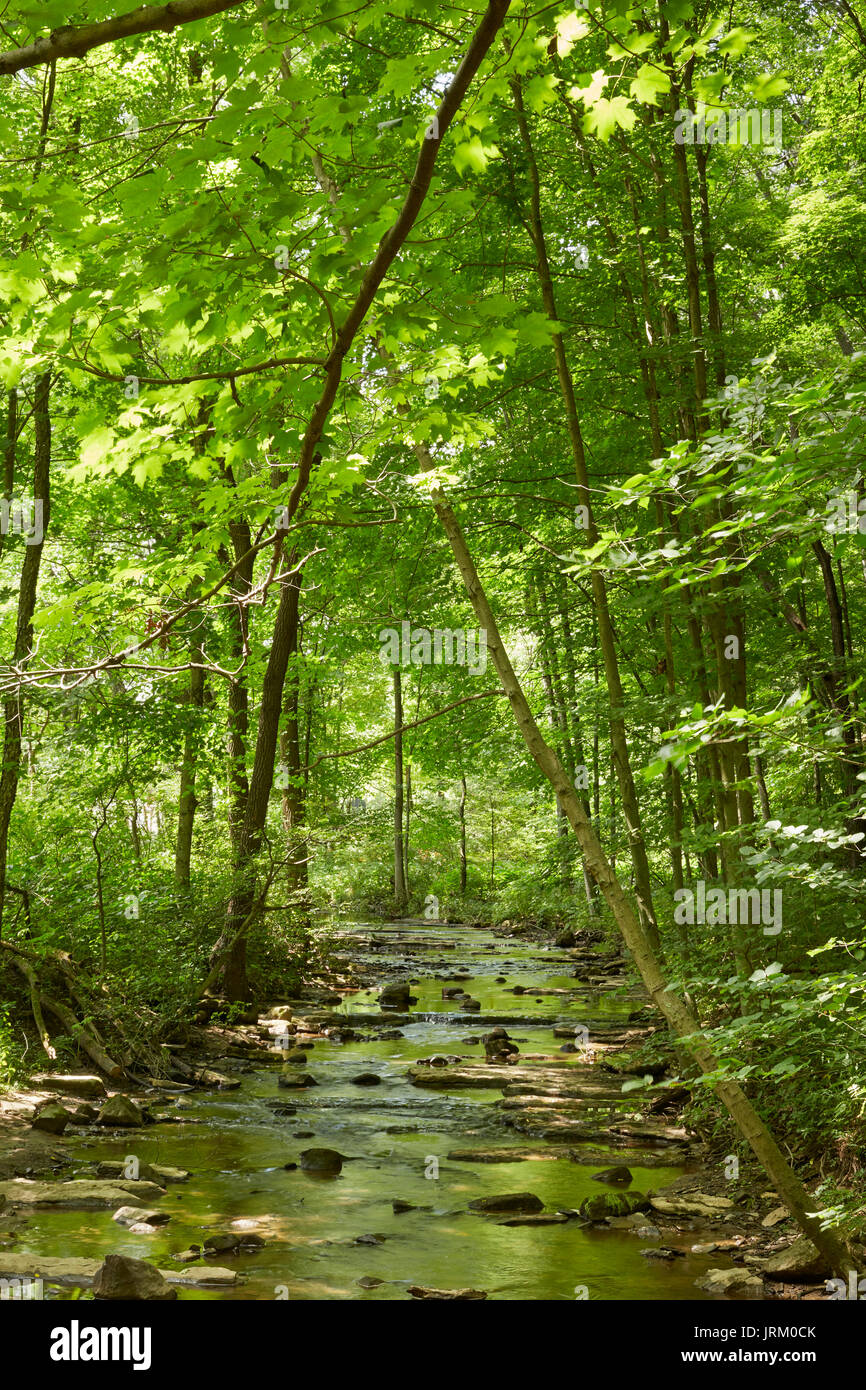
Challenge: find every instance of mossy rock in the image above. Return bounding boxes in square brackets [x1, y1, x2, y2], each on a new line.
[578, 1190, 650, 1221]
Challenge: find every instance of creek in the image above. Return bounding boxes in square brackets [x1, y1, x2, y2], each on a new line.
[12, 919, 720, 1300]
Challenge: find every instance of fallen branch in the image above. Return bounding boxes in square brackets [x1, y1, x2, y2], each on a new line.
[12, 952, 55, 1060]
[38, 992, 123, 1079]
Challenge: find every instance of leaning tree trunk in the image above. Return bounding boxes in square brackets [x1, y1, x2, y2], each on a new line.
[206, 0, 512, 996]
[426, 479, 854, 1279]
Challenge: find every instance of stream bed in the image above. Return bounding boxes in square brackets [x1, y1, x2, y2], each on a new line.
[11, 919, 722, 1300]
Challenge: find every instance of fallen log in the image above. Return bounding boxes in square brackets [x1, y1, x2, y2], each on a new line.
[38, 993, 123, 1079]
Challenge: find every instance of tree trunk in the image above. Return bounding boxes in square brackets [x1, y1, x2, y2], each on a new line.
[426, 479, 854, 1279]
[459, 774, 467, 895]
[0, 372, 50, 940]
[174, 643, 204, 889]
[404, 761, 412, 898]
[393, 669, 407, 910]
[279, 567, 308, 893]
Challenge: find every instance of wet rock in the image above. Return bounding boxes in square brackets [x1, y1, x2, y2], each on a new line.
[377, 1029, 403, 1041]
[92, 1254, 177, 1301]
[379, 982, 415, 1008]
[591, 1166, 634, 1186]
[68, 1103, 100, 1124]
[559, 1044, 577, 1053]
[498, 1213, 569, 1227]
[353, 1232, 386, 1245]
[442, 988, 466, 999]
[299, 1148, 343, 1174]
[356, 1275, 384, 1289]
[29, 1074, 106, 1100]
[97, 1161, 189, 1185]
[579, 1191, 650, 1221]
[171, 1247, 202, 1263]
[31, 1102, 71, 1135]
[695, 1267, 765, 1297]
[0, 1179, 165, 1209]
[409, 1285, 487, 1300]
[460, 998, 481, 1011]
[641, 1246, 684, 1260]
[555, 929, 576, 947]
[760, 1236, 831, 1282]
[266, 1006, 294, 1021]
[351, 1073, 382, 1086]
[392, 1200, 415, 1214]
[293, 1130, 315, 1138]
[282, 1050, 309, 1065]
[462, 1037, 479, 1045]
[112, 1206, 170, 1228]
[97, 1095, 145, 1128]
[495, 977, 507, 984]
[468, 1193, 544, 1215]
[203, 1232, 265, 1253]
[278, 1071, 317, 1089]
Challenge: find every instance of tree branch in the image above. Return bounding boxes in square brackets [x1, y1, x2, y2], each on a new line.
[0, 0, 249, 76]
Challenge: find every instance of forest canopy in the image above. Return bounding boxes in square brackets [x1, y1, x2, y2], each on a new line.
[1, 0, 866, 1295]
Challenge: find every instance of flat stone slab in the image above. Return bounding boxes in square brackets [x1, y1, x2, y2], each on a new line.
[407, 1063, 572, 1090]
[447, 1147, 571, 1163]
[96, 1161, 190, 1184]
[0, 1179, 166, 1208]
[0, 1253, 237, 1288]
[651, 1194, 735, 1218]
[28, 1074, 106, 1099]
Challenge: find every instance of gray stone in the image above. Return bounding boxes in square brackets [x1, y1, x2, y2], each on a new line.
[760, 1236, 831, 1282]
[112, 1206, 170, 1228]
[97, 1095, 145, 1127]
[299, 1147, 344, 1174]
[29, 1073, 106, 1100]
[468, 1192, 544, 1215]
[278, 1071, 317, 1089]
[591, 1166, 634, 1185]
[92, 1254, 177, 1301]
[695, 1267, 765, 1297]
[31, 1102, 71, 1135]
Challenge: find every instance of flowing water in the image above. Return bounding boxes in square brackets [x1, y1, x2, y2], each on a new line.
[13, 920, 722, 1300]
